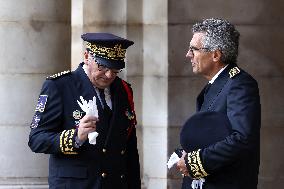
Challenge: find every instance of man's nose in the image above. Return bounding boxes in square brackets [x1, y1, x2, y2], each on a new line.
[186, 50, 193, 58]
[105, 70, 115, 78]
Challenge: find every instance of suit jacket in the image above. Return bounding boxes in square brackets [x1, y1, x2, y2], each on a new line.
[182, 64, 261, 189]
[28, 63, 141, 189]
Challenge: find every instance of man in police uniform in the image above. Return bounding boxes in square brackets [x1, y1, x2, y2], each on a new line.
[176, 18, 261, 189]
[28, 33, 141, 189]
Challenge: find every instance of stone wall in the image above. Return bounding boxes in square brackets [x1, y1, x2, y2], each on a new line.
[0, 0, 71, 187]
[0, 0, 283, 188]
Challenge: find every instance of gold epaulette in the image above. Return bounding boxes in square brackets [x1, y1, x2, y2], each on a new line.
[47, 70, 71, 80]
[229, 67, 240, 78]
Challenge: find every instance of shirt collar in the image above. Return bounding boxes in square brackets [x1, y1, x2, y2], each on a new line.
[209, 64, 228, 84]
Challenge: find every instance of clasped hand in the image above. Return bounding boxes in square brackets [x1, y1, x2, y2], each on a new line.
[77, 115, 99, 141]
[76, 96, 99, 142]
[176, 151, 190, 177]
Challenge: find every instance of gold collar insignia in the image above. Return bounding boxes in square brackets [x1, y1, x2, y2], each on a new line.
[229, 67, 240, 78]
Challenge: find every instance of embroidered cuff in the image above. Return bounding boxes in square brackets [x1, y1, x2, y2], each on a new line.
[60, 129, 78, 154]
[184, 149, 208, 179]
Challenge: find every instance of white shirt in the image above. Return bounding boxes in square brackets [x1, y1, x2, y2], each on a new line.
[94, 87, 112, 109]
[209, 64, 228, 84]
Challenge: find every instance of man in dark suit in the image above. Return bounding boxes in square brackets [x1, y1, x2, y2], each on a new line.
[28, 33, 141, 189]
[176, 18, 261, 189]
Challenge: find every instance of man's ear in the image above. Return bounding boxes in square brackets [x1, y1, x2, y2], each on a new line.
[212, 50, 222, 62]
[84, 50, 89, 64]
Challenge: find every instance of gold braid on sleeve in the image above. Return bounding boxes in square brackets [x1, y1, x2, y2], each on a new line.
[60, 129, 78, 155]
[186, 149, 208, 179]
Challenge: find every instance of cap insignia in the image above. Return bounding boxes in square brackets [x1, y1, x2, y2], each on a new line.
[229, 67, 240, 78]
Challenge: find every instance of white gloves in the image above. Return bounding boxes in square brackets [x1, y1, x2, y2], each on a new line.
[77, 96, 99, 145]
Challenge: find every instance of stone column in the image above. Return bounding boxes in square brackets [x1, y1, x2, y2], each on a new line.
[141, 0, 168, 188]
[0, 0, 70, 187]
[71, 0, 84, 70]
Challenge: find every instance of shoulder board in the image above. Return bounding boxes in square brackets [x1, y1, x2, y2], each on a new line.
[47, 70, 71, 80]
[229, 67, 240, 78]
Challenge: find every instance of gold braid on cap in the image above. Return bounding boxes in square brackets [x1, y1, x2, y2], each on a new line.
[86, 42, 126, 61]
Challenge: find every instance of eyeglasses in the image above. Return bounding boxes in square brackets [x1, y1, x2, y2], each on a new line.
[97, 63, 122, 75]
[188, 46, 209, 54]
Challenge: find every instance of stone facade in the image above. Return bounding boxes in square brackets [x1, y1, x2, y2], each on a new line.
[0, 0, 283, 188]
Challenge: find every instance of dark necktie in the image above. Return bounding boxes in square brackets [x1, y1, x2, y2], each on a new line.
[98, 89, 112, 144]
[203, 83, 212, 103]
[201, 83, 212, 107]
[204, 83, 212, 95]
[98, 89, 110, 110]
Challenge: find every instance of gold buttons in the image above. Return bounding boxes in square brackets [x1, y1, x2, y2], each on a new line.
[103, 148, 106, 153]
[102, 173, 107, 178]
[121, 150, 125, 155]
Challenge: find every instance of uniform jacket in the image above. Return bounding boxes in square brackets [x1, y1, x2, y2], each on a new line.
[182, 64, 261, 189]
[28, 63, 141, 189]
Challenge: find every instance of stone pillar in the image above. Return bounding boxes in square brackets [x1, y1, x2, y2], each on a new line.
[141, 0, 168, 188]
[71, 0, 83, 70]
[125, 0, 144, 186]
[0, 0, 71, 187]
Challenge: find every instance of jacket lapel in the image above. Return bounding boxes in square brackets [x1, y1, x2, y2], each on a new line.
[200, 64, 235, 111]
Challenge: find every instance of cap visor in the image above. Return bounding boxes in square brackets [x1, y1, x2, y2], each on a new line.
[95, 56, 125, 70]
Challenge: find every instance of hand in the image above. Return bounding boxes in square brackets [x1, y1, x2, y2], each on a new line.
[176, 151, 190, 177]
[77, 115, 99, 141]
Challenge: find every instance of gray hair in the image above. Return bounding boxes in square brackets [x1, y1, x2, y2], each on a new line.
[192, 18, 240, 65]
